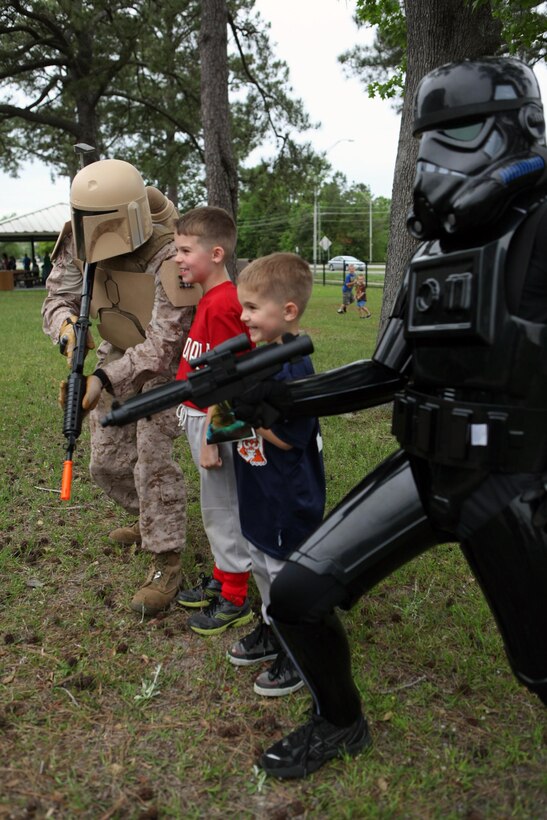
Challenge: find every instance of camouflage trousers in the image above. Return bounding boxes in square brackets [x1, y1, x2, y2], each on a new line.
[88, 390, 186, 555]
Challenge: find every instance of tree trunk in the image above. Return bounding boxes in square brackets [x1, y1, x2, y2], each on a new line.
[380, 0, 502, 333]
[199, 0, 239, 278]
[74, 95, 101, 170]
[199, 0, 238, 218]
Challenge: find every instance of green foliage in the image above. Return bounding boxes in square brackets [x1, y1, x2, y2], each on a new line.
[36, 241, 55, 258]
[318, 177, 390, 263]
[489, 0, 547, 60]
[0, 241, 25, 259]
[0, 0, 146, 174]
[238, 162, 391, 262]
[340, 0, 406, 100]
[237, 144, 324, 258]
[344, 0, 547, 100]
[0, 0, 313, 201]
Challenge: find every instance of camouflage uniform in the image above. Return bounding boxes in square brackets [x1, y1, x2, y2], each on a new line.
[42, 232, 193, 556]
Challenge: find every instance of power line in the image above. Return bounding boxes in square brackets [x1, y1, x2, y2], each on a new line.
[238, 209, 390, 228]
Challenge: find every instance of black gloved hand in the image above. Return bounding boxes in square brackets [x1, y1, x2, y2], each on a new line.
[232, 380, 291, 429]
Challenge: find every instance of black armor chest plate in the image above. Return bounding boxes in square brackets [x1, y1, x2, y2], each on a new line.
[393, 199, 547, 471]
[406, 207, 547, 401]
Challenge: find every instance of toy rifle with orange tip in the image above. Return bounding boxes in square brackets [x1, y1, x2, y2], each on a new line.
[60, 259, 97, 500]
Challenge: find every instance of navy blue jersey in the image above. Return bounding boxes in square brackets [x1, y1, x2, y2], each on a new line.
[233, 356, 326, 559]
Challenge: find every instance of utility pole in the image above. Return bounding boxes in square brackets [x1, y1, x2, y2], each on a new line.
[369, 197, 373, 262]
[313, 187, 318, 274]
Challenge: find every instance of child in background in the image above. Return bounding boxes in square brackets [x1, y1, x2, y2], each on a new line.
[174, 207, 253, 635]
[227, 252, 326, 696]
[355, 274, 372, 318]
[337, 264, 356, 314]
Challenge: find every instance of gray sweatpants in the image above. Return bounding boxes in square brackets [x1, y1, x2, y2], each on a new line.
[247, 543, 285, 623]
[181, 408, 251, 575]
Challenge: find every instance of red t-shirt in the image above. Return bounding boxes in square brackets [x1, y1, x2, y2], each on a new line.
[176, 280, 251, 410]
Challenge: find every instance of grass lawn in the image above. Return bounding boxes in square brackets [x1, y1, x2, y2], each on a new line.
[0, 285, 545, 819]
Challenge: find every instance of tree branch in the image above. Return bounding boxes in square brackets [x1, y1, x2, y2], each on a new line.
[0, 103, 78, 135]
[227, 12, 285, 142]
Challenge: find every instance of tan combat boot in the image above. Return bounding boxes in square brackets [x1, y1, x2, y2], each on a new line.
[109, 521, 142, 545]
[130, 551, 182, 615]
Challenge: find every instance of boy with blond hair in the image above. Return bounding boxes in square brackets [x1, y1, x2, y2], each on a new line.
[174, 206, 253, 634]
[227, 252, 326, 696]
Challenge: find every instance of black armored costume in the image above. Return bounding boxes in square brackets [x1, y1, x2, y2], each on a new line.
[257, 57, 547, 779]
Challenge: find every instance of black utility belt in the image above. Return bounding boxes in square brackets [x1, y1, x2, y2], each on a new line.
[392, 390, 547, 472]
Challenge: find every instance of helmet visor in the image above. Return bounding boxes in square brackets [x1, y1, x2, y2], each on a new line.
[72, 202, 149, 263]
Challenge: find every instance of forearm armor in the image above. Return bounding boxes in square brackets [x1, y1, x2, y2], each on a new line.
[281, 277, 411, 419]
[281, 360, 406, 418]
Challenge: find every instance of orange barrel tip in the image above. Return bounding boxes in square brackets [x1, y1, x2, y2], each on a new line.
[60, 460, 73, 501]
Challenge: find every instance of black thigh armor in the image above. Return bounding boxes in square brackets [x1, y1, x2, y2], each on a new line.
[269, 192, 547, 707]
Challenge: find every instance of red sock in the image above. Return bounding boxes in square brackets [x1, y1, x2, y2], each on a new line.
[220, 570, 250, 607]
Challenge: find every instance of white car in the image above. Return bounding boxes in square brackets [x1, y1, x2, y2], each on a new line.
[327, 255, 366, 271]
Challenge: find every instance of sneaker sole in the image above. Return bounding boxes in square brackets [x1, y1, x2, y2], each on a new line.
[253, 678, 306, 697]
[176, 596, 218, 609]
[227, 650, 279, 667]
[189, 610, 253, 636]
[261, 733, 372, 779]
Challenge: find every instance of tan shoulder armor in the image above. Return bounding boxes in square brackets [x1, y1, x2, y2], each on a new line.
[51, 221, 73, 262]
[159, 258, 202, 307]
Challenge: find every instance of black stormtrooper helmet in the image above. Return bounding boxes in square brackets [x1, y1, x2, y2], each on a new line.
[408, 57, 547, 240]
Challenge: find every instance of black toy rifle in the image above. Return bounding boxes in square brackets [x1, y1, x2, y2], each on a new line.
[60, 143, 97, 501]
[60, 259, 97, 499]
[100, 333, 313, 429]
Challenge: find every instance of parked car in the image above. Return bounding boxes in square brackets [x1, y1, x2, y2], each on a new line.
[327, 255, 366, 271]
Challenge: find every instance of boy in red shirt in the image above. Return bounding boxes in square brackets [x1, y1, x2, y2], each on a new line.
[174, 207, 253, 634]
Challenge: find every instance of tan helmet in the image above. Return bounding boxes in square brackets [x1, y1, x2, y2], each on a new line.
[70, 159, 153, 263]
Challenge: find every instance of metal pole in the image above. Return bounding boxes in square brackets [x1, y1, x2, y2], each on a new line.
[369, 197, 373, 262]
[313, 186, 318, 275]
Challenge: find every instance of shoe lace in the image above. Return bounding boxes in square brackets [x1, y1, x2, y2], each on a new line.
[268, 648, 293, 679]
[203, 595, 225, 617]
[287, 714, 326, 769]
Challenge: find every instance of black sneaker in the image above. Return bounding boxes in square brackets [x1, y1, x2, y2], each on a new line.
[176, 574, 221, 608]
[227, 621, 280, 667]
[260, 713, 371, 779]
[253, 650, 305, 697]
[187, 596, 253, 635]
